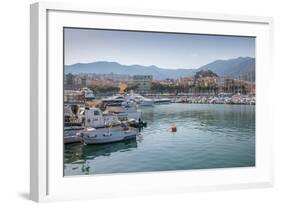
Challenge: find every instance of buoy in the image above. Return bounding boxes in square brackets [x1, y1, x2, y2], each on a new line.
[171, 125, 177, 132]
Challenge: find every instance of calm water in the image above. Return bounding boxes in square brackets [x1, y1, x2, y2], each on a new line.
[64, 103, 255, 176]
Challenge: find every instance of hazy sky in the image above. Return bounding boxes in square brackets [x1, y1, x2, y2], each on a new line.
[64, 28, 255, 69]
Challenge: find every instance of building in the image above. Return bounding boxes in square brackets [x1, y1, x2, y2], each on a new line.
[133, 75, 153, 94]
[81, 77, 87, 87]
[178, 76, 255, 95]
[217, 77, 255, 94]
[239, 70, 255, 82]
[64, 90, 85, 105]
[64, 73, 86, 90]
[64, 73, 75, 86]
[64, 73, 79, 90]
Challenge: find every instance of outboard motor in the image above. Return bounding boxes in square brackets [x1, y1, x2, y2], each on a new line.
[142, 121, 147, 128]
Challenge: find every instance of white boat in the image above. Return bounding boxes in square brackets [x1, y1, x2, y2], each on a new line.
[100, 97, 142, 121]
[125, 92, 154, 106]
[121, 102, 142, 119]
[139, 97, 154, 106]
[78, 107, 139, 144]
[153, 98, 171, 104]
[82, 127, 138, 144]
[102, 92, 153, 107]
[104, 108, 142, 122]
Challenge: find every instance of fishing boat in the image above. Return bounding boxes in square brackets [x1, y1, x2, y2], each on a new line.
[78, 107, 141, 144]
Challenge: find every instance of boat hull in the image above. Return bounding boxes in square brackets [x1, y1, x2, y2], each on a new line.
[139, 101, 154, 106]
[64, 135, 82, 144]
[153, 98, 172, 104]
[64, 127, 84, 144]
[83, 129, 137, 144]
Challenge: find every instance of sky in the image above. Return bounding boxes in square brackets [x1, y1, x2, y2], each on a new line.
[64, 28, 255, 69]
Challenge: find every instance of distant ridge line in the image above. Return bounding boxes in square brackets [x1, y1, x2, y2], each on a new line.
[65, 57, 255, 80]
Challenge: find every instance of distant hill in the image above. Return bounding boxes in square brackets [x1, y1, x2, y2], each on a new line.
[195, 69, 218, 78]
[197, 57, 255, 77]
[65, 61, 195, 80]
[65, 57, 255, 80]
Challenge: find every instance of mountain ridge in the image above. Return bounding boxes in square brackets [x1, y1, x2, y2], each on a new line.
[65, 57, 255, 80]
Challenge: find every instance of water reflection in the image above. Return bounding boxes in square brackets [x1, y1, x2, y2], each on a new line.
[64, 139, 138, 164]
[83, 139, 138, 160]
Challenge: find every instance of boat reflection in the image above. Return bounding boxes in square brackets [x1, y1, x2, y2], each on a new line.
[83, 138, 138, 160]
[64, 138, 138, 164]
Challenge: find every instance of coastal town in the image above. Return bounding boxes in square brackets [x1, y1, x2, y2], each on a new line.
[64, 69, 255, 105]
[63, 69, 255, 145]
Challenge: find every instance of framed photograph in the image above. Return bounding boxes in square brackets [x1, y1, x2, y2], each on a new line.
[30, 2, 274, 202]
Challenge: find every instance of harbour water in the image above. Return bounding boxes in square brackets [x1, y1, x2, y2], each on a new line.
[64, 103, 255, 176]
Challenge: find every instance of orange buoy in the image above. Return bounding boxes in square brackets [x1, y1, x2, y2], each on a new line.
[171, 125, 177, 132]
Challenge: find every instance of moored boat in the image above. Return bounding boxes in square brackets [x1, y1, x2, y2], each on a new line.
[153, 98, 171, 104]
[101, 95, 142, 120]
[79, 107, 140, 144]
[125, 92, 154, 107]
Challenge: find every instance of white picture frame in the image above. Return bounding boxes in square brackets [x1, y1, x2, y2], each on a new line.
[30, 2, 274, 202]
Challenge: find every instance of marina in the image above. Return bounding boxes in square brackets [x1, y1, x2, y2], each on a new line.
[63, 91, 149, 144]
[171, 94, 255, 105]
[63, 90, 255, 145]
[64, 103, 255, 175]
